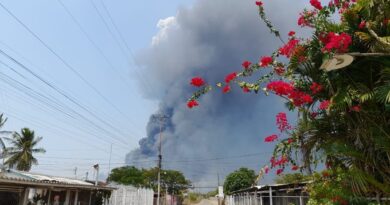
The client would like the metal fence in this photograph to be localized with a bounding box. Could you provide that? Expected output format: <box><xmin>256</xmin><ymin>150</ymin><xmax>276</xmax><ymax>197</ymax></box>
<box><xmin>108</xmin><ymin>185</ymin><xmax>154</xmax><ymax>205</ymax></box>
<box><xmin>225</xmin><ymin>195</ymin><xmax>309</xmax><ymax>205</ymax></box>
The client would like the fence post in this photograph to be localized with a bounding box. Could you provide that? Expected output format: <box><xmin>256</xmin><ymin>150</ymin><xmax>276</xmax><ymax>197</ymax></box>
<box><xmin>269</xmin><ymin>187</ymin><xmax>273</xmax><ymax>205</ymax></box>
<box><xmin>299</xmin><ymin>196</ymin><xmax>303</xmax><ymax>205</ymax></box>
<box><xmin>254</xmin><ymin>191</ymin><xmax>258</xmax><ymax>205</ymax></box>
<box><xmin>259</xmin><ymin>194</ymin><xmax>263</xmax><ymax>205</ymax></box>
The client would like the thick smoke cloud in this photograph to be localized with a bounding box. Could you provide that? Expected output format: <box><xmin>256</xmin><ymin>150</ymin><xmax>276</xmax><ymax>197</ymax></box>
<box><xmin>127</xmin><ymin>0</ymin><xmax>306</xmax><ymax>188</ymax></box>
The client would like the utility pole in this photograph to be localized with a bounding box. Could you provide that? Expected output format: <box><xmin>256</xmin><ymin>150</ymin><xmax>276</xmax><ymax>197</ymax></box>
<box><xmin>74</xmin><ymin>167</ymin><xmax>77</xmax><ymax>179</ymax></box>
<box><xmin>217</xmin><ymin>173</ymin><xmax>221</xmax><ymax>205</ymax></box>
<box><xmin>93</xmin><ymin>164</ymin><xmax>99</xmax><ymax>186</ymax></box>
<box><xmin>85</xmin><ymin>172</ymin><xmax>89</xmax><ymax>180</ymax></box>
<box><xmin>108</xmin><ymin>143</ymin><xmax>113</xmax><ymax>174</ymax></box>
<box><xmin>156</xmin><ymin>113</ymin><xmax>168</xmax><ymax>205</ymax></box>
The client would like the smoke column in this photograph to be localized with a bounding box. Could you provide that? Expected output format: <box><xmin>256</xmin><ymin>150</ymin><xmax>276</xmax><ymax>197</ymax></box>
<box><xmin>126</xmin><ymin>0</ymin><xmax>306</xmax><ymax>187</ymax></box>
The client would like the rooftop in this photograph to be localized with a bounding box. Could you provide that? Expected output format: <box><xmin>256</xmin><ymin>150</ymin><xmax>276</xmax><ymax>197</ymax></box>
<box><xmin>0</xmin><ymin>169</ymin><xmax>114</xmax><ymax>190</ymax></box>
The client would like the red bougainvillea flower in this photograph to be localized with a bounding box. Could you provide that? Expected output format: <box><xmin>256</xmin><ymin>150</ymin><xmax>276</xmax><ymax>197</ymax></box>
<box><xmin>287</xmin><ymin>138</ymin><xmax>294</xmax><ymax>144</ymax></box>
<box><xmin>288</xmin><ymin>90</ymin><xmax>313</xmax><ymax>106</ymax></box>
<box><xmin>358</xmin><ymin>20</ymin><xmax>366</xmax><ymax>29</ymax></box>
<box><xmin>264</xmin><ymin>134</ymin><xmax>278</xmax><ymax>142</ymax></box>
<box><xmin>264</xmin><ymin>165</ymin><xmax>269</xmax><ymax>174</ymax></box>
<box><xmin>267</xmin><ymin>81</ymin><xmax>313</xmax><ymax>107</ymax></box>
<box><xmin>187</xmin><ymin>100</ymin><xmax>199</xmax><ymax>109</ymax></box>
<box><xmin>310</xmin><ymin>82</ymin><xmax>323</xmax><ymax>94</ymax></box>
<box><xmin>350</xmin><ymin>105</ymin><xmax>361</xmax><ymax>112</ymax></box>
<box><xmin>288</xmin><ymin>31</ymin><xmax>296</xmax><ymax>37</ymax></box>
<box><xmin>259</xmin><ymin>56</ymin><xmax>273</xmax><ymax>67</ymax></box>
<box><xmin>225</xmin><ymin>72</ymin><xmax>237</xmax><ymax>83</ymax></box>
<box><xmin>319</xmin><ymin>100</ymin><xmax>330</xmax><ymax>110</ymax></box>
<box><xmin>298</xmin><ymin>15</ymin><xmax>306</xmax><ymax>27</ymax></box>
<box><xmin>321</xmin><ymin>32</ymin><xmax>352</xmax><ymax>53</ymax></box>
<box><xmin>384</xmin><ymin>19</ymin><xmax>389</xmax><ymax>26</ymax></box>
<box><xmin>274</xmin><ymin>67</ymin><xmax>285</xmax><ymax>75</ymax></box>
<box><xmin>310</xmin><ymin>0</ymin><xmax>323</xmax><ymax>10</ymax></box>
<box><xmin>242</xmin><ymin>86</ymin><xmax>250</xmax><ymax>93</ymax></box>
<box><xmin>271</xmin><ymin>156</ymin><xmax>288</xmax><ymax>167</ymax></box>
<box><xmin>291</xmin><ymin>45</ymin><xmax>307</xmax><ymax>62</ymax></box>
<box><xmin>310</xmin><ymin>112</ymin><xmax>318</xmax><ymax>118</ymax></box>
<box><xmin>276</xmin><ymin>112</ymin><xmax>291</xmax><ymax>132</ymax></box>
<box><xmin>242</xmin><ymin>61</ymin><xmax>252</xmax><ymax>69</ymax></box>
<box><xmin>255</xmin><ymin>1</ymin><xmax>263</xmax><ymax>6</ymax></box>
<box><xmin>291</xmin><ymin>165</ymin><xmax>299</xmax><ymax>171</ymax></box>
<box><xmin>190</xmin><ymin>77</ymin><xmax>205</xmax><ymax>87</ymax></box>
<box><xmin>279</xmin><ymin>39</ymin><xmax>300</xmax><ymax>58</ymax></box>
<box><xmin>223</xmin><ymin>85</ymin><xmax>231</xmax><ymax>93</ymax></box>
<box><xmin>276</xmin><ymin>168</ymin><xmax>284</xmax><ymax>175</ymax></box>
<box><xmin>322</xmin><ymin>171</ymin><xmax>330</xmax><ymax>177</ymax></box>
<box><xmin>298</xmin><ymin>10</ymin><xmax>316</xmax><ymax>27</ymax></box>
<box><xmin>332</xmin><ymin>196</ymin><xmax>348</xmax><ymax>205</ymax></box>
<box><xmin>266</xmin><ymin>81</ymin><xmax>294</xmax><ymax>96</ymax></box>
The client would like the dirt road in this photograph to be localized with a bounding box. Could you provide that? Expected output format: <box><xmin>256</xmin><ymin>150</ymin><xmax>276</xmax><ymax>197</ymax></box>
<box><xmin>192</xmin><ymin>198</ymin><xmax>219</xmax><ymax>205</ymax></box>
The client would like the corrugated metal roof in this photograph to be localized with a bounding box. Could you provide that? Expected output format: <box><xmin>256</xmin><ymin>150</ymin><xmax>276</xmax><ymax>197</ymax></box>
<box><xmin>0</xmin><ymin>170</ymin><xmax>113</xmax><ymax>190</ymax></box>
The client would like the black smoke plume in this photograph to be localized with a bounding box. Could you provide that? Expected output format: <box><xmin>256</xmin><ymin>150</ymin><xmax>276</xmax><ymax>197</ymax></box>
<box><xmin>126</xmin><ymin>0</ymin><xmax>306</xmax><ymax>187</ymax></box>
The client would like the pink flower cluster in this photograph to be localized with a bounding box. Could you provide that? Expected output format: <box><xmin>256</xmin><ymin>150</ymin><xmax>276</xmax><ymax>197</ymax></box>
<box><xmin>242</xmin><ymin>61</ymin><xmax>252</xmax><ymax>69</ymax></box>
<box><xmin>319</xmin><ymin>100</ymin><xmax>330</xmax><ymax>110</ymax></box>
<box><xmin>267</xmin><ymin>81</ymin><xmax>294</xmax><ymax>96</ymax></box>
<box><xmin>225</xmin><ymin>72</ymin><xmax>237</xmax><ymax>83</ymax></box>
<box><xmin>271</xmin><ymin>156</ymin><xmax>289</xmax><ymax>168</ymax></box>
<box><xmin>265</xmin><ymin>134</ymin><xmax>278</xmax><ymax>142</ymax></box>
<box><xmin>267</xmin><ymin>81</ymin><xmax>313</xmax><ymax>107</ymax></box>
<box><xmin>310</xmin><ymin>0</ymin><xmax>323</xmax><ymax>10</ymax></box>
<box><xmin>276</xmin><ymin>112</ymin><xmax>291</xmax><ymax>132</ymax></box>
<box><xmin>190</xmin><ymin>77</ymin><xmax>205</xmax><ymax>87</ymax></box>
<box><xmin>187</xmin><ymin>100</ymin><xmax>199</xmax><ymax>109</ymax></box>
<box><xmin>310</xmin><ymin>82</ymin><xmax>323</xmax><ymax>94</ymax></box>
<box><xmin>279</xmin><ymin>39</ymin><xmax>300</xmax><ymax>58</ymax></box>
<box><xmin>259</xmin><ymin>56</ymin><xmax>273</xmax><ymax>67</ymax></box>
<box><xmin>320</xmin><ymin>32</ymin><xmax>352</xmax><ymax>53</ymax></box>
<box><xmin>298</xmin><ymin>10</ymin><xmax>316</xmax><ymax>27</ymax></box>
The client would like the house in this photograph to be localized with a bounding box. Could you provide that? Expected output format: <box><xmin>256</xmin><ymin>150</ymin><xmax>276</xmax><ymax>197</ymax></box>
<box><xmin>0</xmin><ymin>169</ymin><xmax>114</xmax><ymax>205</ymax></box>
<box><xmin>225</xmin><ymin>182</ymin><xmax>309</xmax><ymax>205</ymax></box>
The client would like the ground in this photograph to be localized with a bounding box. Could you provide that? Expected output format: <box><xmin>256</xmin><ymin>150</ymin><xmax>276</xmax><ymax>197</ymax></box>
<box><xmin>192</xmin><ymin>198</ymin><xmax>219</xmax><ymax>205</ymax></box>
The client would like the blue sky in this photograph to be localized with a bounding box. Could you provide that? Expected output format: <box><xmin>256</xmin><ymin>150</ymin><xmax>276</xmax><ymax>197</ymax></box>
<box><xmin>0</xmin><ymin>0</ymin><xmax>193</xmax><ymax>178</ymax></box>
<box><xmin>0</xmin><ymin>0</ymin><xmax>311</xmax><ymax>187</ymax></box>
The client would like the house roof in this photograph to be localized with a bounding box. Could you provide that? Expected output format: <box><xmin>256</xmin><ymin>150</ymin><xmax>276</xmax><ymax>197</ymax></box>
<box><xmin>0</xmin><ymin>169</ymin><xmax>114</xmax><ymax>190</ymax></box>
<box><xmin>231</xmin><ymin>182</ymin><xmax>309</xmax><ymax>195</ymax></box>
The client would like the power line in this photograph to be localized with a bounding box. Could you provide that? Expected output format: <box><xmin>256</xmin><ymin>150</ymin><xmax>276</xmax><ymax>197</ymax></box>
<box><xmin>55</xmin><ymin>0</ymin><xmax>143</xmax><ymax>137</ymax></box>
<box><xmin>0</xmin><ymin>2</ymin><xmax>134</xmax><ymax>142</ymax></box>
<box><xmin>0</xmin><ymin>48</ymin><xmax>130</xmax><ymax>146</ymax></box>
<box><xmin>0</xmin><ymin>60</ymin><xmax>134</xmax><ymax>155</ymax></box>
<box><xmin>89</xmin><ymin>0</ymin><xmax>154</xmax><ymax>92</ymax></box>
<box><xmin>163</xmin><ymin>152</ymin><xmax>272</xmax><ymax>163</ymax></box>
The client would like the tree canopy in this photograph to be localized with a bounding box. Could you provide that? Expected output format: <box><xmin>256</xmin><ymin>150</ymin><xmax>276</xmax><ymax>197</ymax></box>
<box><xmin>223</xmin><ymin>167</ymin><xmax>256</xmax><ymax>194</ymax></box>
<box><xmin>108</xmin><ymin>166</ymin><xmax>191</xmax><ymax>195</ymax></box>
<box><xmin>4</xmin><ymin>128</ymin><xmax>45</xmax><ymax>171</ymax></box>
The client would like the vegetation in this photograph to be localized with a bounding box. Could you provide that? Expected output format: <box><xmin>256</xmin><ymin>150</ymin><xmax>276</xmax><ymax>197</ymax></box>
<box><xmin>108</xmin><ymin>166</ymin><xmax>191</xmax><ymax>195</ymax></box>
<box><xmin>4</xmin><ymin>128</ymin><xmax>46</xmax><ymax>171</ymax></box>
<box><xmin>188</xmin><ymin>0</ymin><xmax>390</xmax><ymax>202</ymax></box>
<box><xmin>223</xmin><ymin>167</ymin><xmax>256</xmax><ymax>194</ymax></box>
<box><xmin>274</xmin><ymin>173</ymin><xmax>312</xmax><ymax>184</ymax></box>
<box><xmin>0</xmin><ymin>114</ymin><xmax>9</xmax><ymax>160</ymax></box>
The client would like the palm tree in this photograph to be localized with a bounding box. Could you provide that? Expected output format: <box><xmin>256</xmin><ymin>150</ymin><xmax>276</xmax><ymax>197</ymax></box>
<box><xmin>4</xmin><ymin>128</ymin><xmax>46</xmax><ymax>171</ymax></box>
<box><xmin>0</xmin><ymin>114</ymin><xmax>12</xmax><ymax>165</ymax></box>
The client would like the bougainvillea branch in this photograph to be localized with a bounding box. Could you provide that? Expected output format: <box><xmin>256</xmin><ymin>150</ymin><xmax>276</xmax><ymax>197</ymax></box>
<box><xmin>187</xmin><ymin>0</ymin><xmax>390</xmax><ymax>198</ymax></box>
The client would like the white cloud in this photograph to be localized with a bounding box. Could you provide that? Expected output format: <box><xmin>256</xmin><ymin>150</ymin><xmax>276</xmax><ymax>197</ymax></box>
<box><xmin>152</xmin><ymin>16</ymin><xmax>177</xmax><ymax>46</ymax></box>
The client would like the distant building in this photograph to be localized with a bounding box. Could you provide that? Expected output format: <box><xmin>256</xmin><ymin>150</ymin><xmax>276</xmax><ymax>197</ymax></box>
<box><xmin>225</xmin><ymin>182</ymin><xmax>309</xmax><ymax>205</ymax></box>
<box><xmin>0</xmin><ymin>169</ymin><xmax>114</xmax><ymax>205</ymax></box>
